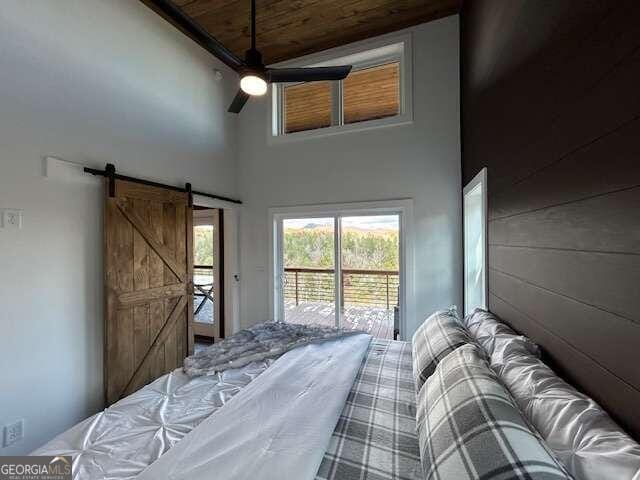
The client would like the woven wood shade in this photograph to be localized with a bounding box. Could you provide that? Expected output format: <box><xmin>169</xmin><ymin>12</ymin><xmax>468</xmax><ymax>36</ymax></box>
<box><xmin>344</xmin><ymin>62</ymin><xmax>400</xmax><ymax>124</ymax></box>
<box><xmin>284</xmin><ymin>81</ymin><xmax>332</xmax><ymax>133</ymax></box>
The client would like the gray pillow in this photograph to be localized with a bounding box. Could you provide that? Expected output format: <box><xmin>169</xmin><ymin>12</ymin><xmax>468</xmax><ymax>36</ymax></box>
<box><xmin>463</xmin><ymin>307</ymin><xmax>516</xmax><ymax>336</ymax></box>
<box><xmin>416</xmin><ymin>343</ymin><xmax>571</xmax><ymax>480</ymax></box>
<box><xmin>492</xmin><ymin>349</ymin><xmax>640</xmax><ymax>480</ymax></box>
<box><xmin>463</xmin><ymin>308</ymin><xmax>540</xmax><ymax>359</ymax></box>
<box><xmin>411</xmin><ymin>308</ymin><xmax>469</xmax><ymax>391</ymax></box>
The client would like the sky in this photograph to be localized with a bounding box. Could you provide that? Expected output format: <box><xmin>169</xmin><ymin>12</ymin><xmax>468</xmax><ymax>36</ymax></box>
<box><xmin>283</xmin><ymin>215</ymin><xmax>399</xmax><ymax>230</ymax></box>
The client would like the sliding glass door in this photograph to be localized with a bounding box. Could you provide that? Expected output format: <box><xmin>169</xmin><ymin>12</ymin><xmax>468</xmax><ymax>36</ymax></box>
<box><xmin>275</xmin><ymin>212</ymin><xmax>400</xmax><ymax>339</ymax></box>
<box><xmin>340</xmin><ymin>216</ymin><xmax>399</xmax><ymax>339</ymax></box>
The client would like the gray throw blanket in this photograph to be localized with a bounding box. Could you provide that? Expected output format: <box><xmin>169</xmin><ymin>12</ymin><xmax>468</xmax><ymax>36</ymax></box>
<box><xmin>184</xmin><ymin>321</ymin><xmax>366</xmax><ymax>377</ymax></box>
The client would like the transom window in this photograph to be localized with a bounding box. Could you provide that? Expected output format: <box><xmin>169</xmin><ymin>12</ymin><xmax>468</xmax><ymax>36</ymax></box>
<box><xmin>343</xmin><ymin>62</ymin><xmax>400</xmax><ymax>124</ymax></box>
<box><xmin>284</xmin><ymin>81</ymin><xmax>332</xmax><ymax>133</ymax></box>
<box><xmin>271</xmin><ymin>38</ymin><xmax>411</xmax><ymax>140</ymax></box>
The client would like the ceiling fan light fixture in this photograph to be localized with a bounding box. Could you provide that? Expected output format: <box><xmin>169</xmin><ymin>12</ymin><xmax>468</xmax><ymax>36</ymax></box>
<box><xmin>240</xmin><ymin>74</ymin><xmax>267</xmax><ymax>96</ymax></box>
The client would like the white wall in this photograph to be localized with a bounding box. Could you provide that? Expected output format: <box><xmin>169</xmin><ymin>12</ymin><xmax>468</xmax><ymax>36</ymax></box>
<box><xmin>0</xmin><ymin>0</ymin><xmax>238</xmax><ymax>454</ymax></box>
<box><xmin>237</xmin><ymin>16</ymin><xmax>461</xmax><ymax>338</ymax></box>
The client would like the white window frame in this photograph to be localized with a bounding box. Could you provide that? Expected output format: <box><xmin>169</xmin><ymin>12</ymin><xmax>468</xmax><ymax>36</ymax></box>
<box><xmin>268</xmin><ymin>32</ymin><xmax>413</xmax><ymax>144</ymax></box>
<box><xmin>268</xmin><ymin>199</ymin><xmax>414</xmax><ymax>340</ymax></box>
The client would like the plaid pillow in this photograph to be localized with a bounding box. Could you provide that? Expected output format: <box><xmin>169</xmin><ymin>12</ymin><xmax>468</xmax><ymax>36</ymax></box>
<box><xmin>412</xmin><ymin>309</ymin><xmax>470</xmax><ymax>391</ymax></box>
<box><xmin>416</xmin><ymin>344</ymin><xmax>571</xmax><ymax>480</ymax></box>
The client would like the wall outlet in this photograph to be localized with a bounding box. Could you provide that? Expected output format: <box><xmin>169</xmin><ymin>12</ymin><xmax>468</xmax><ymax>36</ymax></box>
<box><xmin>1</xmin><ymin>209</ymin><xmax>23</xmax><ymax>229</ymax></box>
<box><xmin>3</xmin><ymin>419</ymin><xmax>24</xmax><ymax>447</ymax></box>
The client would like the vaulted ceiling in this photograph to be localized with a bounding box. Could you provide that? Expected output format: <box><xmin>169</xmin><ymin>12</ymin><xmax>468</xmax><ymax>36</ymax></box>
<box><xmin>144</xmin><ymin>0</ymin><xmax>461</xmax><ymax>65</ymax></box>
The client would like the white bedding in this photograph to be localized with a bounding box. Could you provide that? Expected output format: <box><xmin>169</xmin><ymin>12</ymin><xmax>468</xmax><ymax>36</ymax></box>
<box><xmin>33</xmin><ymin>359</ymin><xmax>273</xmax><ymax>479</ymax></box>
<box><xmin>33</xmin><ymin>333</ymin><xmax>371</xmax><ymax>480</ymax></box>
<box><xmin>137</xmin><ymin>333</ymin><xmax>371</xmax><ymax>480</ymax></box>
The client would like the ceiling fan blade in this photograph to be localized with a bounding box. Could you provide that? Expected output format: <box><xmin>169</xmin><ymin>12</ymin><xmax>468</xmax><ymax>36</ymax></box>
<box><xmin>228</xmin><ymin>89</ymin><xmax>251</xmax><ymax>113</ymax></box>
<box><xmin>267</xmin><ymin>65</ymin><xmax>352</xmax><ymax>83</ymax></box>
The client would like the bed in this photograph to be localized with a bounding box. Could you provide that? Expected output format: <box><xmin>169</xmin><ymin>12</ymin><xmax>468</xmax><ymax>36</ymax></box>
<box><xmin>34</xmin><ymin>314</ymin><xmax>640</xmax><ymax>480</ymax></box>
<box><xmin>34</xmin><ymin>331</ymin><xmax>422</xmax><ymax>480</ymax></box>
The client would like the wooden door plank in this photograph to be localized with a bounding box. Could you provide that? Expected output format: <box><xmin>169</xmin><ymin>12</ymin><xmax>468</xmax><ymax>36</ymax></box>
<box><xmin>104</xmin><ymin>198</ymin><xmax>120</xmax><ymax>405</ymax></box>
<box><xmin>115</xmin><ymin>199</ymin><xmax>134</xmax><ymax>404</ymax></box>
<box><xmin>163</xmin><ymin>203</ymin><xmax>178</xmax><ymax>285</ymax></box>
<box><xmin>133</xmin><ymin>199</ymin><xmax>151</xmax><ymax>292</ymax></box>
<box><xmin>121</xmin><ymin>295</ymin><xmax>188</xmax><ymax>398</ymax></box>
<box><xmin>108</xmin><ymin>199</ymin><xmax>135</xmax><ymax>405</ymax></box>
<box><xmin>163</xmin><ymin>202</ymin><xmax>179</xmax><ymax>376</ymax></box>
<box><xmin>176</xmin><ymin>318</ymin><xmax>184</xmax><ymax>367</ymax></box>
<box><xmin>148</xmin><ymin>202</ymin><xmax>166</xmax><ymax>371</ymax></box>
<box><xmin>116</xmin><ymin>180</ymin><xmax>188</xmax><ymax>204</ymax></box>
<box><xmin>115</xmin><ymin>309</ymin><xmax>134</xmax><ymax>401</ymax></box>
<box><xmin>164</xmin><ymin>323</ymin><xmax>177</xmax><ymax>374</ymax></box>
<box><xmin>118</xmin><ymin>283</ymin><xmax>187</xmax><ymax>307</ymax></box>
<box><xmin>116</xmin><ymin>199</ymin><xmax>185</xmax><ymax>282</ymax></box>
<box><xmin>148</xmin><ymin>202</ymin><xmax>165</xmax><ymax>290</ymax></box>
<box><xmin>133</xmin><ymin>199</ymin><xmax>151</xmax><ymax>386</ymax></box>
<box><xmin>151</xmin><ymin>346</ymin><xmax>166</xmax><ymax>380</ymax></box>
<box><xmin>149</xmin><ymin>300</ymin><xmax>166</xmax><ymax>378</ymax></box>
<box><xmin>133</xmin><ymin>304</ymin><xmax>150</xmax><ymax>385</ymax></box>
<box><xmin>175</xmin><ymin>204</ymin><xmax>186</xmax><ymax>272</ymax></box>
<box><xmin>175</xmin><ymin>203</ymin><xmax>188</xmax><ymax>358</ymax></box>
<box><xmin>114</xmin><ymin>199</ymin><xmax>135</xmax><ymax>293</ymax></box>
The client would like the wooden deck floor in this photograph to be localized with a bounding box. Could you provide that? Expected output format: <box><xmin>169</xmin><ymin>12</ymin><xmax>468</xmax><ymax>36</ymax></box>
<box><xmin>284</xmin><ymin>301</ymin><xmax>394</xmax><ymax>339</ymax></box>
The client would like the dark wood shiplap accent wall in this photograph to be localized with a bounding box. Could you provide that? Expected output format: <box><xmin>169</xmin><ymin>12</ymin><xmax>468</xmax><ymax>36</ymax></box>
<box><xmin>461</xmin><ymin>0</ymin><xmax>640</xmax><ymax>438</ymax></box>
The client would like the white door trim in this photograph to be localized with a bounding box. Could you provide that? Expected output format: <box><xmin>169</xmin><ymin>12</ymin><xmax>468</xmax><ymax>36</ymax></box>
<box><xmin>268</xmin><ymin>199</ymin><xmax>414</xmax><ymax>340</ymax></box>
<box><xmin>334</xmin><ymin>216</ymin><xmax>342</xmax><ymax>328</ymax></box>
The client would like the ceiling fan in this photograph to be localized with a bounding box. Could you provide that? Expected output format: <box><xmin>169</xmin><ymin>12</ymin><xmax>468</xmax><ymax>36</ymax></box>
<box><xmin>148</xmin><ymin>0</ymin><xmax>353</xmax><ymax>114</ymax></box>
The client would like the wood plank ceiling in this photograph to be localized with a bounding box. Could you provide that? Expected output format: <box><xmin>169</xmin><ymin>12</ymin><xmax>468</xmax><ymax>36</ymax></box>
<box><xmin>150</xmin><ymin>0</ymin><xmax>461</xmax><ymax>64</ymax></box>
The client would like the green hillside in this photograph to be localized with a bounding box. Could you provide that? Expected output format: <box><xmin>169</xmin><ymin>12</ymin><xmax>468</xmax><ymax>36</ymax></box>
<box><xmin>284</xmin><ymin>226</ymin><xmax>399</xmax><ymax>270</ymax></box>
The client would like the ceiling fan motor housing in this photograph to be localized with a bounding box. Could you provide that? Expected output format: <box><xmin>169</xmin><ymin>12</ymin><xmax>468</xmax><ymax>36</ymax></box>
<box><xmin>244</xmin><ymin>48</ymin><xmax>264</xmax><ymax>69</ymax></box>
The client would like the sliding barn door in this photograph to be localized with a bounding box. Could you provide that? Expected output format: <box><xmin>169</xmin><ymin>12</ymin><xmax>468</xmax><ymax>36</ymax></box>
<box><xmin>104</xmin><ymin>179</ymin><xmax>193</xmax><ymax>405</ymax></box>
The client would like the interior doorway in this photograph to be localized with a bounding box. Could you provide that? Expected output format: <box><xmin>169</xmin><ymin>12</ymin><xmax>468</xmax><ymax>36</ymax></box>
<box><xmin>192</xmin><ymin>207</ymin><xmax>224</xmax><ymax>345</ymax></box>
<box><xmin>272</xmin><ymin>204</ymin><xmax>407</xmax><ymax>340</ymax></box>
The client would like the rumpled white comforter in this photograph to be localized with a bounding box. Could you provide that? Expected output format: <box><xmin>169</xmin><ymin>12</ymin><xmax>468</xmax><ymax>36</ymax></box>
<box><xmin>138</xmin><ymin>333</ymin><xmax>372</xmax><ymax>480</ymax></box>
<box><xmin>184</xmin><ymin>321</ymin><xmax>364</xmax><ymax>376</ymax></box>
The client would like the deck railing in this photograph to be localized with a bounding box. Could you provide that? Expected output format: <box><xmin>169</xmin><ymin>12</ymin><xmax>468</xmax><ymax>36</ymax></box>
<box><xmin>193</xmin><ymin>265</ymin><xmax>214</xmax><ymax>318</ymax></box>
<box><xmin>284</xmin><ymin>267</ymin><xmax>399</xmax><ymax>310</ymax></box>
